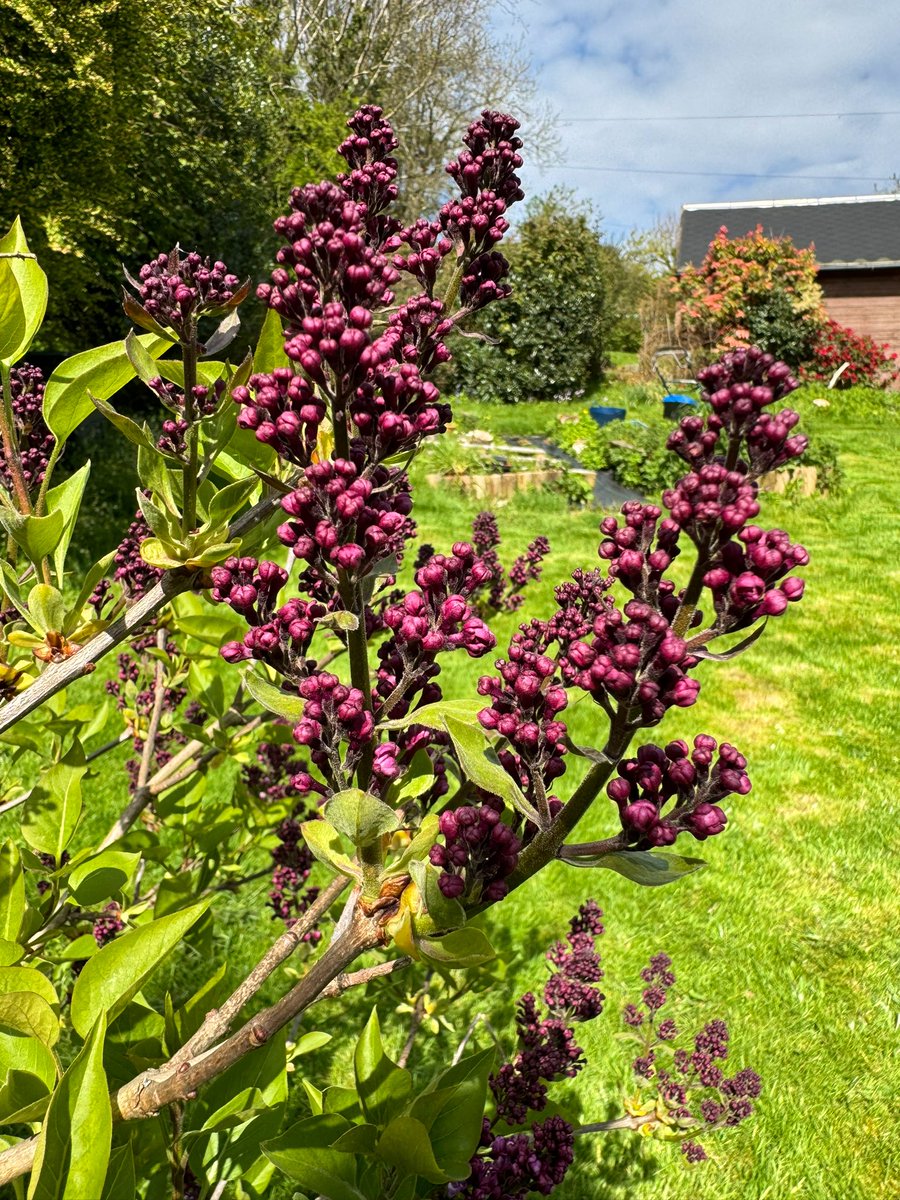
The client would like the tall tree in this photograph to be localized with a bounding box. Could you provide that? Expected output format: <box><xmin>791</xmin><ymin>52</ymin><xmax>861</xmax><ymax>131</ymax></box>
<box><xmin>273</xmin><ymin>0</ymin><xmax>552</xmax><ymax>218</ymax></box>
<box><xmin>0</xmin><ymin>0</ymin><xmax>340</xmax><ymax>350</ymax></box>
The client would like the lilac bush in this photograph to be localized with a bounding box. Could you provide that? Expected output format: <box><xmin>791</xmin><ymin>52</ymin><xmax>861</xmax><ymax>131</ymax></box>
<box><xmin>0</xmin><ymin>105</ymin><xmax>807</xmax><ymax>1198</ymax></box>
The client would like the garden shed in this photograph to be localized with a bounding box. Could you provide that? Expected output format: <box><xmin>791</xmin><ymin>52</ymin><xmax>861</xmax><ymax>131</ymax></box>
<box><xmin>677</xmin><ymin>194</ymin><xmax>900</xmax><ymax>356</ymax></box>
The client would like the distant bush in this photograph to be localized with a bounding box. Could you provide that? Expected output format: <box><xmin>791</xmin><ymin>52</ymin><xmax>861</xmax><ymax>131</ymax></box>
<box><xmin>671</xmin><ymin>225</ymin><xmax>825</xmax><ymax>369</ymax></box>
<box><xmin>556</xmin><ymin>407</ymin><xmax>841</xmax><ymax>497</ymax></box>
<box><xmin>555</xmin><ymin>412</ymin><xmax>683</xmax><ymax>494</ymax></box>
<box><xmin>802</xmin><ymin>319</ymin><xmax>899</xmax><ymax>389</ymax></box>
<box><xmin>451</xmin><ymin>191</ymin><xmax>629</xmax><ymax>403</ymax></box>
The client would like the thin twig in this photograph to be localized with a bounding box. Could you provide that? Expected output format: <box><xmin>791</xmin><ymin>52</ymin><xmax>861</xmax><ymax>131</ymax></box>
<box><xmin>397</xmin><ymin>969</ymin><xmax>432</xmax><ymax>1068</ymax></box>
<box><xmin>136</xmin><ymin>629</ymin><xmax>169</xmax><ymax>790</ymax></box>
<box><xmin>451</xmin><ymin>1013</ymin><xmax>504</xmax><ymax>1066</ymax></box>
<box><xmin>0</xmin><ymin>492</ymin><xmax>283</xmax><ymax>736</ymax></box>
<box><xmin>313</xmin><ymin>957</ymin><xmax>412</xmax><ymax>1004</ymax></box>
<box><xmin>98</xmin><ymin>713</ymin><xmax>262</xmax><ymax>851</ymax></box>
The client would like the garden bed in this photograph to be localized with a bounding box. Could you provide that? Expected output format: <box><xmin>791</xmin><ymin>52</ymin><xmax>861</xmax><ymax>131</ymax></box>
<box><xmin>425</xmin><ymin>467</ymin><xmax>565</xmax><ymax>500</ymax></box>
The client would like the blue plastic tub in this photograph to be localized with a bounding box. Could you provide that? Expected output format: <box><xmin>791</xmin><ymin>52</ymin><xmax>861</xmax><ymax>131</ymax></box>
<box><xmin>662</xmin><ymin>394</ymin><xmax>697</xmax><ymax>420</ymax></box>
<box><xmin>589</xmin><ymin>405</ymin><xmax>626</xmax><ymax>428</ymax></box>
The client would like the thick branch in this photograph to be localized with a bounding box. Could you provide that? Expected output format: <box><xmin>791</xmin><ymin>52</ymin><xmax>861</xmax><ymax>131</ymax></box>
<box><xmin>0</xmin><ymin>493</ymin><xmax>283</xmax><ymax>736</ymax></box>
<box><xmin>168</xmin><ymin>874</ymin><xmax>349</xmax><ymax>1068</ymax></box>
<box><xmin>0</xmin><ymin>901</ymin><xmax>384</xmax><ymax>1187</ymax></box>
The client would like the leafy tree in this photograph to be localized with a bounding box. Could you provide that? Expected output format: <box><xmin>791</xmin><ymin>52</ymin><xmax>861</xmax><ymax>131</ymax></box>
<box><xmin>451</xmin><ymin>190</ymin><xmax>629</xmax><ymax>402</ymax></box>
<box><xmin>0</xmin><ymin>0</ymin><xmax>341</xmax><ymax>351</ymax></box>
<box><xmin>273</xmin><ymin>0</ymin><xmax>551</xmax><ymax>218</ymax></box>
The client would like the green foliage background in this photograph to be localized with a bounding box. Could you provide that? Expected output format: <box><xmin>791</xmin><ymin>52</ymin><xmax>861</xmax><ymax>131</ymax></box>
<box><xmin>451</xmin><ymin>191</ymin><xmax>642</xmax><ymax>403</ymax></box>
<box><xmin>0</xmin><ymin>0</ymin><xmax>346</xmax><ymax>352</ymax></box>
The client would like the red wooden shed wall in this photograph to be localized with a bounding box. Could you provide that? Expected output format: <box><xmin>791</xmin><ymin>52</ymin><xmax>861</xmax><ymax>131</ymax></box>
<box><xmin>818</xmin><ymin>268</ymin><xmax>900</xmax><ymax>358</ymax></box>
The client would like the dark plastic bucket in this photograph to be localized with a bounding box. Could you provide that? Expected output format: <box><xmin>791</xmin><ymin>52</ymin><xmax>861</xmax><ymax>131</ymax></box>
<box><xmin>662</xmin><ymin>394</ymin><xmax>697</xmax><ymax>420</ymax></box>
<box><xmin>589</xmin><ymin>405</ymin><xmax>626</xmax><ymax>428</ymax></box>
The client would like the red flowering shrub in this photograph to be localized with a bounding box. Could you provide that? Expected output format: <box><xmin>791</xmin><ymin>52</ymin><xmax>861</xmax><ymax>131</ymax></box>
<box><xmin>802</xmin><ymin>318</ymin><xmax>899</xmax><ymax>389</ymax></box>
<box><xmin>672</xmin><ymin>225</ymin><xmax>825</xmax><ymax>368</ymax></box>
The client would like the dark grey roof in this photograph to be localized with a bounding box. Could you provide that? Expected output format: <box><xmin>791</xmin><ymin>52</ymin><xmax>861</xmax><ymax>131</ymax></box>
<box><xmin>677</xmin><ymin>195</ymin><xmax>900</xmax><ymax>271</ymax></box>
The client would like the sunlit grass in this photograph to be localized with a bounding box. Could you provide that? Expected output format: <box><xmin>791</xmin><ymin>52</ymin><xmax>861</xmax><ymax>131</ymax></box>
<box><xmin>3</xmin><ymin>403</ymin><xmax>896</xmax><ymax>1199</ymax></box>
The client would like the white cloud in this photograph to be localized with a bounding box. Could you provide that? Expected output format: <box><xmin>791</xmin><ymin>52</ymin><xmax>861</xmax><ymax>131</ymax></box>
<box><xmin>502</xmin><ymin>0</ymin><xmax>900</xmax><ymax>235</ymax></box>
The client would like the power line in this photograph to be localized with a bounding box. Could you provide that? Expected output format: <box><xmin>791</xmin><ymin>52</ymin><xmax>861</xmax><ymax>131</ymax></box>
<box><xmin>554</xmin><ymin>164</ymin><xmax>892</xmax><ymax>183</ymax></box>
<box><xmin>560</xmin><ymin>110</ymin><xmax>900</xmax><ymax>123</ymax></box>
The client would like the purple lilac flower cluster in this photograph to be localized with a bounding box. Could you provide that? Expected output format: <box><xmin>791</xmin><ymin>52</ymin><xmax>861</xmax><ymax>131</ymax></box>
<box><xmin>469</xmin><ymin>511</ymin><xmax>551</xmax><ymax>615</ymax></box>
<box><xmin>608</xmin><ymin>737</ymin><xmax>751</xmax><ymax>848</ymax></box>
<box><xmin>671</xmin><ymin>348</ymin><xmax>806</xmax><ymax>475</ymax></box>
<box><xmin>134</xmin><ymin>249</ymin><xmax>242</xmax><ymax>337</ymax></box>
<box><xmin>292</xmin><ymin>672</ymin><xmax>374</xmax><ymax>785</ymax></box>
<box><xmin>429</xmin><ymin>798</ymin><xmax>521</xmax><ymax>902</ymax></box>
<box><xmin>475</xmin><ymin>628</ymin><xmax>567</xmax><ymax>827</ymax></box>
<box><xmin>111</xmin><ymin>511</ymin><xmax>164</xmax><ymax>602</ymax></box>
<box><xmin>543</xmin><ymin>900</ymin><xmax>605</xmax><ymax>1020</ymax></box>
<box><xmin>0</xmin><ymin>364</ymin><xmax>54</xmax><ymax>497</ymax></box>
<box><xmin>456</xmin><ymin>903</ymin><xmax>603</xmax><ymax>1197</ymax></box>
<box><xmin>269</xmin><ymin>818</ymin><xmax>321</xmax><ymax>934</ymax></box>
<box><xmin>213</xmin><ymin>556</ymin><xmax>330</xmax><ymax>679</ymax></box>
<box><xmin>375</xmin><ymin>542</ymin><xmax>496</xmax><ymax>721</ymax></box>
<box><xmin>241</xmin><ymin>740</ymin><xmax>307</xmax><ymax>805</ymax></box>
<box><xmin>624</xmin><ymin>953</ymin><xmax>761</xmax><ymax>1163</ymax></box>
<box><xmin>92</xmin><ymin>902</ymin><xmax>125</xmax><ymax>947</ymax></box>
<box><xmin>441</xmin><ymin>110</ymin><xmax>524</xmax><ymax>311</ymax></box>
<box><xmin>702</xmin><ymin>525</ymin><xmax>808</xmax><ymax>625</ymax></box>
<box><xmin>146</xmin><ymin>375</ymin><xmax>223</xmax><ymax>456</ymax></box>
<box><xmin>231</xmin><ymin>368</ymin><xmax>327</xmax><ymax>467</ymax></box>
<box><xmin>453</xmin><ymin>1116</ymin><xmax>574</xmax><ymax>1198</ymax></box>
<box><xmin>277</xmin><ymin>457</ymin><xmax>414</xmax><ymax>579</ymax></box>
<box><xmin>336</xmin><ymin>103</ymin><xmax>401</xmax><ymax>243</ymax></box>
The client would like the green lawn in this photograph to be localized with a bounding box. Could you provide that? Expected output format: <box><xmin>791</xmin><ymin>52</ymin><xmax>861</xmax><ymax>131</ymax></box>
<box><xmin>2</xmin><ymin>396</ymin><xmax>897</xmax><ymax>1200</ymax></box>
<box><xmin>406</xmin><ymin>404</ymin><xmax>900</xmax><ymax>1200</ymax></box>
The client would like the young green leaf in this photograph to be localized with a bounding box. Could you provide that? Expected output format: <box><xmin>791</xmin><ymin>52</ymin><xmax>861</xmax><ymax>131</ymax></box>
<box><xmin>26</xmin><ymin>585</ymin><xmax>66</xmax><ymax>636</ymax></box>
<box><xmin>0</xmin><ymin>841</ymin><xmax>25</xmax><ymax>943</ymax></box>
<box><xmin>442</xmin><ymin>713</ymin><xmax>540</xmax><ymax>825</ymax></box>
<box><xmin>0</xmin><ymin>511</ymin><xmax>64</xmax><ymax>572</ymax></box>
<box><xmin>326</xmin><ymin>789</ymin><xmax>401</xmax><ymax>847</ymax></box>
<box><xmin>21</xmin><ymin>745</ymin><xmax>87</xmax><ymax>862</ymax></box>
<box><xmin>70</xmin><ymin>901</ymin><xmax>209</xmax><ymax>1037</ymax></box>
<box><xmin>254</xmin><ymin>307</ymin><xmax>290</xmax><ymax>374</ymax></box>
<box><xmin>67</xmin><ymin>850</ymin><xmax>140</xmax><ymax>906</ymax></box>
<box><xmin>375</xmin><ymin>1115</ymin><xmax>449</xmax><ymax>1185</ymax></box>
<box><xmin>299</xmin><ymin>821</ymin><xmax>361</xmax><ymax>880</ymax></box>
<box><xmin>379</xmin><ymin>697</ymin><xmax>485</xmax><ymax>731</ymax></box>
<box><xmin>27</xmin><ymin>1013</ymin><xmax>111</xmax><ymax>1200</ymax></box>
<box><xmin>354</xmin><ymin>1009</ymin><xmax>412</xmax><ymax>1128</ymax></box>
<box><xmin>0</xmin><ymin>966</ymin><xmax>58</xmax><ymax>1009</ymax></box>
<box><xmin>415</xmin><ymin>1049</ymin><xmax>494</xmax><ymax>1178</ymax></box>
<box><xmin>416</xmin><ymin>926</ymin><xmax>496</xmax><ymax>969</ymax></box>
<box><xmin>43</xmin><ymin>333</ymin><xmax>170</xmax><ymax>444</ymax></box>
<box><xmin>242</xmin><ymin>668</ymin><xmax>305</xmax><ymax>722</ymax></box>
<box><xmin>0</xmin><ymin>218</ymin><xmax>47</xmax><ymax>367</ymax></box>
<box><xmin>558</xmin><ymin>847</ymin><xmax>707</xmax><ymax>885</ymax></box>
<box><xmin>44</xmin><ymin>462</ymin><xmax>91</xmax><ymax>584</ymax></box>
<box><xmin>100</xmin><ymin>1144</ymin><xmax>135</xmax><ymax>1200</ymax></box>
<box><xmin>0</xmin><ymin>992</ymin><xmax>59</xmax><ymax>1050</ymax></box>
<box><xmin>262</xmin><ymin>1115</ymin><xmax>366</xmax><ymax>1200</ymax></box>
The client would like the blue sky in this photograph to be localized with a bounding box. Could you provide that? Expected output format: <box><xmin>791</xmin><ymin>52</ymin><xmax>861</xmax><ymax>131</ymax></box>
<box><xmin>505</xmin><ymin>0</ymin><xmax>900</xmax><ymax>238</ymax></box>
